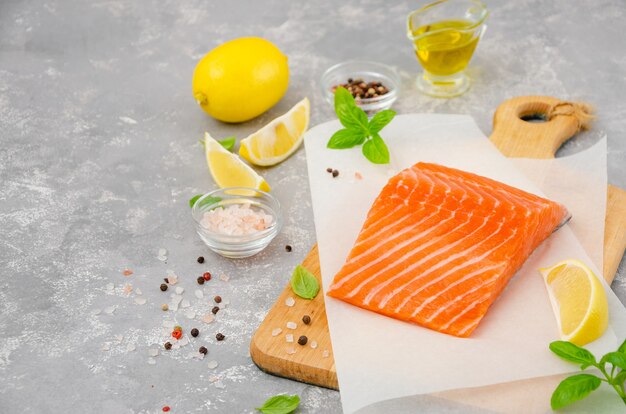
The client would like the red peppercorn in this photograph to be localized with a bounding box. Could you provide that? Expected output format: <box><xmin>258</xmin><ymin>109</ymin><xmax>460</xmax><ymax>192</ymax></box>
<box><xmin>172</xmin><ymin>330</ymin><xmax>182</xmax><ymax>340</ymax></box>
<box><xmin>203</xmin><ymin>272</ymin><xmax>211</xmax><ymax>281</ymax></box>
<box><xmin>162</xmin><ymin>406</ymin><xmax>170</xmax><ymax>412</ymax></box>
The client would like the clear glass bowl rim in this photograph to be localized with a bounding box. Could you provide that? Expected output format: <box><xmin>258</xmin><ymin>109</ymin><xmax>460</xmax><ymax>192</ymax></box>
<box><xmin>406</xmin><ymin>0</ymin><xmax>489</xmax><ymax>41</ymax></box>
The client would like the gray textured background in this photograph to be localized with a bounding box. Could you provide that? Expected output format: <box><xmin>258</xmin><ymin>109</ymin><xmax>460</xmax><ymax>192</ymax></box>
<box><xmin>1</xmin><ymin>0</ymin><xmax>625</xmax><ymax>413</ymax></box>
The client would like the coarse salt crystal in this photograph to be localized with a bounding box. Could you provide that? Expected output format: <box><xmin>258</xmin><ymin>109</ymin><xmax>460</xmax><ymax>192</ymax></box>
<box><xmin>135</xmin><ymin>288</ymin><xmax>142</xmax><ymax>295</ymax></box>
<box><xmin>175</xmin><ymin>287</ymin><xmax>184</xmax><ymax>295</ymax></box>
<box><xmin>202</xmin><ymin>314</ymin><xmax>215</xmax><ymax>324</ymax></box>
<box><xmin>286</xmin><ymin>346</ymin><xmax>296</xmax><ymax>355</ymax></box>
<box><xmin>271</xmin><ymin>328</ymin><xmax>282</xmax><ymax>337</ymax></box>
<box><xmin>123</xmin><ymin>283</ymin><xmax>133</xmax><ymax>295</ymax></box>
<box><xmin>105</xmin><ymin>283</ymin><xmax>114</xmax><ymax>292</ymax></box>
<box><xmin>181</xmin><ymin>299</ymin><xmax>190</xmax><ymax>308</ymax></box>
<box><xmin>147</xmin><ymin>358</ymin><xmax>156</xmax><ymax>365</ymax></box>
<box><xmin>192</xmin><ymin>351</ymin><xmax>205</xmax><ymax>360</ymax></box>
<box><xmin>285</xmin><ymin>297</ymin><xmax>295</xmax><ymax>307</ymax></box>
<box><xmin>200</xmin><ymin>204</ymin><xmax>273</xmax><ymax>236</ymax></box>
<box><xmin>103</xmin><ymin>306</ymin><xmax>116</xmax><ymax>315</ymax></box>
<box><xmin>285</xmin><ymin>334</ymin><xmax>294</xmax><ymax>343</ymax></box>
<box><xmin>208</xmin><ymin>375</ymin><xmax>219</xmax><ymax>383</ymax></box>
<box><xmin>310</xmin><ymin>340</ymin><xmax>318</xmax><ymax>349</ymax></box>
<box><xmin>286</xmin><ymin>322</ymin><xmax>297</xmax><ymax>330</ymax></box>
<box><xmin>158</xmin><ymin>248</ymin><xmax>167</xmax><ymax>256</ymax></box>
<box><xmin>207</xmin><ymin>360</ymin><xmax>219</xmax><ymax>369</ymax></box>
<box><xmin>148</xmin><ymin>348</ymin><xmax>159</xmax><ymax>357</ymax></box>
<box><xmin>219</xmin><ymin>274</ymin><xmax>229</xmax><ymax>282</ymax></box>
<box><xmin>157</xmin><ymin>255</ymin><xmax>167</xmax><ymax>262</ymax></box>
<box><xmin>178</xmin><ymin>336</ymin><xmax>189</xmax><ymax>347</ymax></box>
<box><xmin>101</xmin><ymin>343</ymin><xmax>110</xmax><ymax>351</ymax></box>
<box><xmin>195</xmin><ymin>290</ymin><xmax>203</xmax><ymax>299</ymax></box>
<box><xmin>126</xmin><ymin>343</ymin><xmax>136</xmax><ymax>352</ymax></box>
<box><xmin>134</xmin><ymin>297</ymin><xmax>147</xmax><ymax>305</ymax></box>
<box><xmin>355</xmin><ymin>171</ymin><xmax>363</xmax><ymax>180</ymax></box>
<box><xmin>214</xmin><ymin>381</ymin><xmax>226</xmax><ymax>389</ymax></box>
<box><xmin>185</xmin><ymin>310</ymin><xmax>196</xmax><ymax>319</ymax></box>
<box><xmin>92</xmin><ymin>309</ymin><xmax>101</xmax><ymax>316</ymax></box>
<box><xmin>115</xmin><ymin>335</ymin><xmax>124</xmax><ymax>343</ymax></box>
<box><xmin>322</xmin><ymin>349</ymin><xmax>330</xmax><ymax>358</ymax></box>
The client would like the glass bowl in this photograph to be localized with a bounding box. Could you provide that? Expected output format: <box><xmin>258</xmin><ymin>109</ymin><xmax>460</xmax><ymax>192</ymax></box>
<box><xmin>320</xmin><ymin>60</ymin><xmax>400</xmax><ymax>115</ymax></box>
<box><xmin>191</xmin><ymin>188</ymin><xmax>283</xmax><ymax>259</ymax></box>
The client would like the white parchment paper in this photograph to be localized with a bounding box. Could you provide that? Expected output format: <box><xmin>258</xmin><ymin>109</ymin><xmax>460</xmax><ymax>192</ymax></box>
<box><xmin>304</xmin><ymin>114</ymin><xmax>626</xmax><ymax>414</ymax></box>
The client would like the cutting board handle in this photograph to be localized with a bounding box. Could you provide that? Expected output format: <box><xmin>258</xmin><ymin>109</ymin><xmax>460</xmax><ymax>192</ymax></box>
<box><xmin>490</xmin><ymin>96</ymin><xmax>583</xmax><ymax>158</ymax></box>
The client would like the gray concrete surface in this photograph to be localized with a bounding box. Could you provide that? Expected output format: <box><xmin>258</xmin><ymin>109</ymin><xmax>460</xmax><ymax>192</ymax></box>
<box><xmin>1</xmin><ymin>0</ymin><xmax>625</xmax><ymax>413</ymax></box>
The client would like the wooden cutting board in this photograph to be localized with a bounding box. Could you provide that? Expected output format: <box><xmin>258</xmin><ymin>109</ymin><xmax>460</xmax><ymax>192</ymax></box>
<box><xmin>250</xmin><ymin>96</ymin><xmax>626</xmax><ymax>393</ymax></box>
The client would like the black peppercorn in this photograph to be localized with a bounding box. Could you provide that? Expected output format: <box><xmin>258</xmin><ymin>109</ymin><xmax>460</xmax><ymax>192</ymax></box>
<box><xmin>298</xmin><ymin>335</ymin><xmax>308</xmax><ymax>346</ymax></box>
<box><xmin>285</xmin><ymin>245</ymin><xmax>292</xmax><ymax>252</ymax></box>
<box><xmin>326</xmin><ymin>167</ymin><xmax>333</xmax><ymax>173</ymax></box>
<box><xmin>214</xmin><ymin>296</ymin><xmax>222</xmax><ymax>304</ymax></box>
<box><xmin>199</xmin><ymin>346</ymin><xmax>208</xmax><ymax>355</ymax></box>
<box><xmin>216</xmin><ymin>333</ymin><xmax>225</xmax><ymax>341</ymax></box>
<box><xmin>197</xmin><ymin>276</ymin><xmax>205</xmax><ymax>285</ymax></box>
<box><xmin>302</xmin><ymin>315</ymin><xmax>311</xmax><ymax>325</ymax></box>
<box><xmin>191</xmin><ymin>328</ymin><xmax>199</xmax><ymax>337</ymax></box>
<box><xmin>197</xmin><ymin>256</ymin><xmax>205</xmax><ymax>263</ymax></box>
<box><xmin>160</xmin><ymin>283</ymin><xmax>168</xmax><ymax>291</ymax></box>
<box><xmin>332</xmin><ymin>169</ymin><xmax>339</xmax><ymax>178</ymax></box>
<box><xmin>212</xmin><ymin>306</ymin><xmax>219</xmax><ymax>315</ymax></box>
<box><xmin>164</xmin><ymin>341</ymin><xmax>172</xmax><ymax>350</ymax></box>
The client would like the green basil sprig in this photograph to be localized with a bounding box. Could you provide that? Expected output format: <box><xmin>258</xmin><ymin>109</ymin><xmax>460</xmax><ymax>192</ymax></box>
<box><xmin>189</xmin><ymin>194</ymin><xmax>221</xmax><ymax>209</ymax></box>
<box><xmin>255</xmin><ymin>394</ymin><xmax>300</xmax><ymax>414</ymax></box>
<box><xmin>549</xmin><ymin>339</ymin><xmax>626</xmax><ymax>409</ymax></box>
<box><xmin>327</xmin><ymin>87</ymin><xmax>395</xmax><ymax>164</ymax></box>
<box><xmin>199</xmin><ymin>135</ymin><xmax>236</xmax><ymax>151</ymax></box>
<box><xmin>290</xmin><ymin>265</ymin><xmax>320</xmax><ymax>300</ymax></box>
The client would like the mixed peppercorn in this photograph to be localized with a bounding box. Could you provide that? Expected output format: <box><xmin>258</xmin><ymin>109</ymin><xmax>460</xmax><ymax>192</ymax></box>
<box><xmin>332</xmin><ymin>78</ymin><xmax>390</xmax><ymax>100</ymax></box>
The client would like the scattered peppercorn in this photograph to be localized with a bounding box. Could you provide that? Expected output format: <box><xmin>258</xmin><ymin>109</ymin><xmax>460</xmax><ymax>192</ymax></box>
<box><xmin>332</xmin><ymin>169</ymin><xmax>339</xmax><ymax>178</ymax></box>
<box><xmin>214</xmin><ymin>296</ymin><xmax>222</xmax><ymax>304</ymax></box>
<box><xmin>298</xmin><ymin>335</ymin><xmax>308</xmax><ymax>346</ymax></box>
<box><xmin>326</xmin><ymin>167</ymin><xmax>333</xmax><ymax>173</ymax></box>
<box><xmin>212</xmin><ymin>306</ymin><xmax>219</xmax><ymax>315</ymax></box>
<box><xmin>199</xmin><ymin>346</ymin><xmax>208</xmax><ymax>355</ymax></box>
<box><xmin>160</xmin><ymin>283</ymin><xmax>168</xmax><ymax>291</ymax></box>
<box><xmin>203</xmin><ymin>272</ymin><xmax>212</xmax><ymax>281</ymax></box>
<box><xmin>197</xmin><ymin>256</ymin><xmax>205</xmax><ymax>263</ymax></box>
<box><xmin>197</xmin><ymin>276</ymin><xmax>205</xmax><ymax>285</ymax></box>
<box><xmin>191</xmin><ymin>328</ymin><xmax>199</xmax><ymax>337</ymax></box>
<box><xmin>162</xmin><ymin>406</ymin><xmax>170</xmax><ymax>412</ymax></box>
<box><xmin>164</xmin><ymin>341</ymin><xmax>172</xmax><ymax>350</ymax></box>
<box><xmin>216</xmin><ymin>333</ymin><xmax>225</xmax><ymax>341</ymax></box>
<box><xmin>302</xmin><ymin>315</ymin><xmax>311</xmax><ymax>325</ymax></box>
<box><xmin>285</xmin><ymin>245</ymin><xmax>292</xmax><ymax>252</ymax></box>
<box><xmin>161</xmin><ymin>304</ymin><xmax>169</xmax><ymax>311</ymax></box>
<box><xmin>332</xmin><ymin>78</ymin><xmax>389</xmax><ymax>99</ymax></box>
<box><xmin>172</xmin><ymin>330</ymin><xmax>182</xmax><ymax>340</ymax></box>
<box><xmin>163</xmin><ymin>277</ymin><xmax>169</xmax><ymax>283</ymax></box>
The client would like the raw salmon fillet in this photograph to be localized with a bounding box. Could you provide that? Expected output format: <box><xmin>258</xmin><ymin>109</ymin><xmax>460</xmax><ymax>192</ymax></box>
<box><xmin>326</xmin><ymin>162</ymin><xmax>569</xmax><ymax>338</ymax></box>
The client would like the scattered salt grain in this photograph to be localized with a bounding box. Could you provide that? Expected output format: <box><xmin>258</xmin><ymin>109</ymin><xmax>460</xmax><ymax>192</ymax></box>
<box><xmin>169</xmin><ymin>301</ymin><xmax>179</xmax><ymax>312</ymax></box>
<box><xmin>101</xmin><ymin>343</ymin><xmax>110</xmax><ymax>351</ymax></box>
<box><xmin>158</xmin><ymin>248</ymin><xmax>167</xmax><ymax>256</ymax></box>
<box><xmin>219</xmin><ymin>274</ymin><xmax>229</xmax><ymax>282</ymax></box>
<box><xmin>214</xmin><ymin>381</ymin><xmax>226</xmax><ymax>389</ymax></box>
<box><xmin>285</xmin><ymin>334</ymin><xmax>294</xmax><ymax>343</ymax></box>
<box><xmin>285</xmin><ymin>297</ymin><xmax>295</xmax><ymax>307</ymax></box>
<box><xmin>208</xmin><ymin>375</ymin><xmax>220</xmax><ymax>383</ymax></box>
<box><xmin>148</xmin><ymin>348</ymin><xmax>159</xmax><ymax>357</ymax></box>
<box><xmin>199</xmin><ymin>203</ymin><xmax>274</xmax><ymax>236</ymax></box>
<box><xmin>123</xmin><ymin>283</ymin><xmax>133</xmax><ymax>295</ymax></box>
<box><xmin>192</xmin><ymin>351</ymin><xmax>205</xmax><ymax>360</ymax></box>
<box><xmin>286</xmin><ymin>346</ymin><xmax>296</xmax><ymax>355</ymax></box>
<box><xmin>178</xmin><ymin>337</ymin><xmax>190</xmax><ymax>347</ymax></box>
<box><xmin>310</xmin><ymin>340</ymin><xmax>318</xmax><ymax>349</ymax></box>
<box><xmin>202</xmin><ymin>314</ymin><xmax>215</xmax><ymax>324</ymax></box>
<box><xmin>175</xmin><ymin>287</ymin><xmax>184</xmax><ymax>295</ymax></box>
<box><xmin>135</xmin><ymin>288</ymin><xmax>142</xmax><ymax>295</ymax></box>
<box><xmin>91</xmin><ymin>309</ymin><xmax>101</xmax><ymax>316</ymax></box>
<box><xmin>286</xmin><ymin>322</ymin><xmax>297</xmax><ymax>330</ymax></box>
<box><xmin>115</xmin><ymin>335</ymin><xmax>124</xmax><ymax>344</ymax></box>
<box><xmin>147</xmin><ymin>358</ymin><xmax>156</xmax><ymax>365</ymax></box>
<box><xmin>271</xmin><ymin>328</ymin><xmax>282</xmax><ymax>337</ymax></box>
<box><xmin>119</xmin><ymin>116</ymin><xmax>138</xmax><ymax>124</ymax></box>
<box><xmin>181</xmin><ymin>299</ymin><xmax>191</xmax><ymax>308</ymax></box>
<box><xmin>322</xmin><ymin>350</ymin><xmax>330</xmax><ymax>358</ymax></box>
<box><xmin>355</xmin><ymin>171</ymin><xmax>363</xmax><ymax>180</ymax></box>
<box><xmin>103</xmin><ymin>306</ymin><xmax>116</xmax><ymax>315</ymax></box>
<box><xmin>105</xmin><ymin>283</ymin><xmax>114</xmax><ymax>292</ymax></box>
<box><xmin>207</xmin><ymin>360</ymin><xmax>219</xmax><ymax>369</ymax></box>
<box><xmin>185</xmin><ymin>310</ymin><xmax>196</xmax><ymax>319</ymax></box>
<box><xmin>195</xmin><ymin>290</ymin><xmax>203</xmax><ymax>299</ymax></box>
<box><xmin>157</xmin><ymin>255</ymin><xmax>167</xmax><ymax>262</ymax></box>
<box><xmin>134</xmin><ymin>297</ymin><xmax>147</xmax><ymax>305</ymax></box>
<box><xmin>126</xmin><ymin>343</ymin><xmax>136</xmax><ymax>352</ymax></box>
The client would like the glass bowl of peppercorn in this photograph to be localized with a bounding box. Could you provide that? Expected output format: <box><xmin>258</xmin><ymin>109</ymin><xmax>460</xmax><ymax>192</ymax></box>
<box><xmin>321</xmin><ymin>60</ymin><xmax>400</xmax><ymax>115</ymax></box>
<box><xmin>191</xmin><ymin>188</ymin><xmax>283</xmax><ymax>259</ymax></box>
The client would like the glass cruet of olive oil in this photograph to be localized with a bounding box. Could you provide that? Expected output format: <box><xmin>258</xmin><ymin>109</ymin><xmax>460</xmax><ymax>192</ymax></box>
<box><xmin>407</xmin><ymin>0</ymin><xmax>488</xmax><ymax>98</ymax></box>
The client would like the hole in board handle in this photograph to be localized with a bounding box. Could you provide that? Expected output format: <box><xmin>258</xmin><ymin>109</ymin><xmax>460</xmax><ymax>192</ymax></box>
<box><xmin>520</xmin><ymin>113</ymin><xmax>547</xmax><ymax>123</ymax></box>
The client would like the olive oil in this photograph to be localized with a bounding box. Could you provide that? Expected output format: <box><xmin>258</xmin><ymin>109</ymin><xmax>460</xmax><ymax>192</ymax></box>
<box><xmin>411</xmin><ymin>20</ymin><xmax>480</xmax><ymax>76</ymax></box>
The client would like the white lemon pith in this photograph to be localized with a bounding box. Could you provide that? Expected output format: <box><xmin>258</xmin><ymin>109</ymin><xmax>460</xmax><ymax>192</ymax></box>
<box><xmin>540</xmin><ymin>259</ymin><xmax>609</xmax><ymax>346</ymax></box>
<box><xmin>204</xmin><ymin>132</ymin><xmax>270</xmax><ymax>191</ymax></box>
<box><xmin>239</xmin><ymin>98</ymin><xmax>310</xmax><ymax>166</ymax></box>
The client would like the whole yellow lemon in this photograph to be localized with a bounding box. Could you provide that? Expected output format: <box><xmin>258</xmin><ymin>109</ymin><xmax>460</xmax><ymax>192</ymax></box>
<box><xmin>192</xmin><ymin>37</ymin><xmax>289</xmax><ymax>123</ymax></box>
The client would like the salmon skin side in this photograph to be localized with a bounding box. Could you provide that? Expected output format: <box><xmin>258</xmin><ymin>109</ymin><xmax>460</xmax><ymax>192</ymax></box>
<box><xmin>326</xmin><ymin>162</ymin><xmax>569</xmax><ymax>338</ymax></box>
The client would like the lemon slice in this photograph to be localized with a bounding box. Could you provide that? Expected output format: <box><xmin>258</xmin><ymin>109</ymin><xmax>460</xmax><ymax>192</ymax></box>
<box><xmin>204</xmin><ymin>132</ymin><xmax>270</xmax><ymax>191</ymax></box>
<box><xmin>539</xmin><ymin>259</ymin><xmax>608</xmax><ymax>346</ymax></box>
<box><xmin>239</xmin><ymin>97</ymin><xmax>310</xmax><ymax>166</ymax></box>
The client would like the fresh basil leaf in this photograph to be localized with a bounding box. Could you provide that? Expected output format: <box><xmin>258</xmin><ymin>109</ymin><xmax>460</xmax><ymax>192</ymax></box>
<box><xmin>614</xmin><ymin>370</ymin><xmax>626</xmax><ymax>386</ymax></box>
<box><xmin>219</xmin><ymin>136</ymin><xmax>236</xmax><ymax>151</ymax></box>
<box><xmin>290</xmin><ymin>265</ymin><xmax>320</xmax><ymax>300</ymax></box>
<box><xmin>368</xmin><ymin>109</ymin><xmax>396</xmax><ymax>134</ymax></box>
<box><xmin>362</xmin><ymin>134</ymin><xmax>390</xmax><ymax>164</ymax></box>
<box><xmin>189</xmin><ymin>194</ymin><xmax>222</xmax><ymax>209</ymax></box>
<box><xmin>549</xmin><ymin>341</ymin><xmax>597</xmax><ymax>369</ymax></box>
<box><xmin>255</xmin><ymin>394</ymin><xmax>300</xmax><ymax>414</ymax></box>
<box><xmin>618</xmin><ymin>338</ymin><xmax>626</xmax><ymax>354</ymax></box>
<box><xmin>327</xmin><ymin>128</ymin><xmax>367</xmax><ymax>149</ymax></box>
<box><xmin>600</xmin><ymin>351</ymin><xmax>626</xmax><ymax>370</ymax></box>
<box><xmin>550</xmin><ymin>374</ymin><xmax>601</xmax><ymax>410</ymax></box>
<box><xmin>334</xmin><ymin>87</ymin><xmax>369</xmax><ymax>133</ymax></box>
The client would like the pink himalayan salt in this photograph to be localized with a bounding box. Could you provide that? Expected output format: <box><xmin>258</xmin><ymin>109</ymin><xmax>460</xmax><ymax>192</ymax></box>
<box><xmin>200</xmin><ymin>203</ymin><xmax>274</xmax><ymax>236</ymax></box>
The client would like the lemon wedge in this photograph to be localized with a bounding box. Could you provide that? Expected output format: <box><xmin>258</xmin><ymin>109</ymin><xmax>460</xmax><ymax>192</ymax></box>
<box><xmin>204</xmin><ymin>132</ymin><xmax>270</xmax><ymax>191</ymax></box>
<box><xmin>540</xmin><ymin>259</ymin><xmax>608</xmax><ymax>346</ymax></box>
<box><xmin>239</xmin><ymin>98</ymin><xmax>310</xmax><ymax>166</ymax></box>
